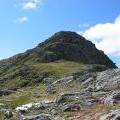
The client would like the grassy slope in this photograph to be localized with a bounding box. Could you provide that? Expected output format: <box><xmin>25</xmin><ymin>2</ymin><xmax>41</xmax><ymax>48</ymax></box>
<box><xmin>0</xmin><ymin>60</ymin><xmax>84</xmax><ymax>90</ymax></box>
<box><xmin>0</xmin><ymin>61</ymin><xmax>84</xmax><ymax>119</ymax></box>
<box><xmin>0</xmin><ymin>60</ymin><xmax>111</xmax><ymax>119</ymax></box>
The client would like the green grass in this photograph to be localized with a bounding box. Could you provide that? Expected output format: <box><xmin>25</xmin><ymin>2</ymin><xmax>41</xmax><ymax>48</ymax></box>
<box><xmin>33</xmin><ymin>60</ymin><xmax>84</xmax><ymax>79</ymax></box>
<box><xmin>0</xmin><ymin>60</ymin><xmax>84</xmax><ymax>89</ymax></box>
<box><xmin>9</xmin><ymin>95</ymin><xmax>31</xmax><ymax>109</ymax></box>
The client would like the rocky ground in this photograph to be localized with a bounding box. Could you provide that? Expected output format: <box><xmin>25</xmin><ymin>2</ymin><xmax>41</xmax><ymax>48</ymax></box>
<box><xmin>0</xmin><ymin>66</ymin><xmax>120</xmax><ymax>120</ymax></box>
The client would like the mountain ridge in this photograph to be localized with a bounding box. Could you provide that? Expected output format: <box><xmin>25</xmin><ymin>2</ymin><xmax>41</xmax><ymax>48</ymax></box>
<box><xmin>0</xmin><ymin>31</ymin><xmax>117</xmax><ymax>69</ymax></box>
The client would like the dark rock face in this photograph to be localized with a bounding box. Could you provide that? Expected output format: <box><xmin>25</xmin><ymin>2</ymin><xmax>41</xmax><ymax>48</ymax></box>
<box><xmin>33</xmin><ymin>31</ymin><xmax>117</xmax><ymax>68</ymax></box>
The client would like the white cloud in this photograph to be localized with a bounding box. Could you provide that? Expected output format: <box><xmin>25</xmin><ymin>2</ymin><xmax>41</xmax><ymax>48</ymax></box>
<box><xmin>15</xmin><ymin>17</ymin><xmax>29</xmax><ymax>23</ymax></box>
<box><xmin>22</xmin><ymin>0</ymin><xmax>43</xmax><ymax>10</ymax></box>
<box><xmin>79</xmin><ymin>15</ymin><xmax>120</xmax><ymax>57</ymax></box>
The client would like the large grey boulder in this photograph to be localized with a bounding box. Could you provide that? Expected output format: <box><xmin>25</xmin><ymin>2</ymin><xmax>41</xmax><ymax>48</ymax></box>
<box><xmin>96</xmin><ymin>69</ymin><xmax>120</xmax><ymax>91</ymax></box>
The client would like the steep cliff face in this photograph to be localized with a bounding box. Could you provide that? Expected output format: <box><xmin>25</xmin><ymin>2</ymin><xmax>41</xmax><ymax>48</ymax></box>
<box><xmin>33</xmin><ymin>31</ymin><xmax>117</xmax><ymax>68</ymax></box>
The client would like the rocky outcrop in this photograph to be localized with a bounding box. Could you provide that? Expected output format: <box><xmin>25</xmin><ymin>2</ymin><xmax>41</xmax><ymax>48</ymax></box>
<box><xmin>35</xmin><ymin>31</ymin><xmax>117</xmax><ymax>68</ymax></box>
<box><xmin>2</xmin><ymin>68</ymin><xmax>120</xmax><ymax>119</ymax></box>
<box><xmin>96</xmin><ymin>69</ymin><xmax>120</xmax><ymax>91</ymax></box>
<box><xmin>56</xmin><ymin>91</ymin><xmax>91</xmax><ymax>104</ymax></box>
<box><xmin>99</xmin><ymin>109</ymin><xmax>120</xmax><ymax>120</ymax></box>
<box><xmin>0</xmin><ymin>88</ymin><xmax>18</xmax><ymax>96</ymax></box>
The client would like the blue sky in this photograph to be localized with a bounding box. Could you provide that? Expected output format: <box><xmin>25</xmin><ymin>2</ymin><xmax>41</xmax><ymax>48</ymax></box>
<box><xmin>0</xmin><ymin>0</ymin><xmax>120</xmax><ymax>67</ymax></box>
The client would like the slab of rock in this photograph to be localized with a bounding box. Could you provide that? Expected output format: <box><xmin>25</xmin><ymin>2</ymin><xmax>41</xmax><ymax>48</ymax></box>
<box><xmin>56</xmin><ymin>90</ymin><xmax>92</xmax><ymax>105</ymax></box>
<box><xmin>81</xmin><ymin>99</ymin><xmax>100</xmax><ymax>109</ymax></box>
<box><xmin>21</xmin><ymin>113</ymin><xmax>51</xmax><ymax>120</ymax></box>
<box><xmin>103</xmin><ymin>91</ymin><xmax>120</xmax><ymax>106</ymax></box>
<box><xmin>2</xmin><ymin>109</ymin><xmax>13</xmax><ymax>119</ymax></box>
<box><xmin>47</xmin><ymin>85</ymin><xmax>56</xmax><ymax>94</ymax></box>
<box><xmin>99</xmin><ymin>109</ymin><xmax>120</xmax><ymax>120</ymax></box>
<box><xmin>96</xmin><ymin>69</ymin><xmax>120</xmax><ymax>91</ymax></box>
<box><xmin>0</xmin><ymin>89</ymin><xmax>17</xmax><ymax>96</ymax></box>
<box><xmin>61</xmin><ymin>103</ymin><xmax>81</xmax><ymax>112</ymax></box>
<box><xmin>15</xmin><ymin>100</ymin><xmax>53</xmax><ymax>113</ymax></box>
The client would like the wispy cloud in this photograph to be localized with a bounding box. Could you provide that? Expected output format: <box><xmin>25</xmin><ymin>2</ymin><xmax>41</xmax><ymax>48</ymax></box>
<box><xmin>79</xmin><ymin>23</ymin><xmax>90</xmax><ymax>28</ymax></box>
<box><xmin>15</xmin><ymin>16</ymin><xmax>29</xmax><ymax>24</ymax></box>
<box><xmin>22</xmin><ymin>0</ymin><xmax>43</xmax><ymax>10</ymax></box>
<box><xmin>78</xmin><ymin>15</ymin><xmax>120</xmax><ymax>57</ymax></box>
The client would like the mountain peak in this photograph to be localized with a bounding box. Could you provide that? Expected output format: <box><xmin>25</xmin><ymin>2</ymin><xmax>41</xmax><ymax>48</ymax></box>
<box><xmin>36</xmin><ymin>31</ymin><xmax>117</xmax><ymax>68</ymax></box>
<box><xmin>0</xmin><ymin>31</ymin><xmax>117</xmax><ymax>69</ymax></box>
<box><xmin>38</xmin><ymin>31</ymin><xmax>85</xmax><ymax>46</ymax></box>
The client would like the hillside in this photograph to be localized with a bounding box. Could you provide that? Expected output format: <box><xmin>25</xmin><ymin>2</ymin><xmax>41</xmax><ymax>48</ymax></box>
<box><xmin>0</xmin><ymin>31</ymin><xmax>116</xmax><ymax>67</ymax></box>
<box><xmin>0</xmin><ymin>31</ymin><xmax>120</xmax><ymax>120</ymax></box>
<box><xmin>0</xmin><ymin>31</ymin><xmax>117</xmax><ymax>89</ymax></box>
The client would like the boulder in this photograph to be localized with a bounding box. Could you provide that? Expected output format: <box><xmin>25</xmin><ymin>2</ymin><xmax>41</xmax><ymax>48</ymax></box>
<box><xmin>96</xmin><ymin>69</ymin><xmax>120</xmax><ymax>91</ymax></box>
<box><xmin>3</xmin><ymin>109</ymin><xmax>13</xmax><ymax>118</ymax></box>
<box><xmin>15</xmin><ymin>103</ymin><xmax>33</xmax><ymax>112</ymax></box>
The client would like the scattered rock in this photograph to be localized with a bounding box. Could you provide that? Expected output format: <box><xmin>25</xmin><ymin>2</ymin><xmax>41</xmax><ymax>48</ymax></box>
<box><xmin>61</xmin><ymin>103</ymin><xmax>81</xmax><ymax>112</ymax></box>
<box><xmin>43</xmin><ymin>78</ymin><xmax>53</xmax><ymax>84</ymax></box>
<box><xmin>53</xmin><ymin>116</ymin><xmax>65</xmax><ymax>120</ymax></box>
<box><xmin>47</xmin><ymin>85</ymin><xmax>56</xmax><ymax>94</ymax></box>
<box><xmin>99</xmin><ymin>109</ymin><xmax>120</xmax><ymax>120</ymax></box>
<box><xmin>81</xmin><ymin>77</ymin><xmax>93</xmax><ymax>87</ymax></box>
<box><xmin>22</xmin><ymin>113</ymin><xmax>51</xmax><ymax>120</ymax></box>
<box><xmin>81</xmin><ymin>99</ymin><xmax>101</xmax><ymax>109</ymax></box>
<box><xmin>104</xmin><ymin>91</ymin><xmax>120</xmax><ymax>106</ymax></box>
<box><xmin>2</xmin><ymin>109</ymin><xmax>13</xmax><ymax>119</ymax></box>
<box><xmin>0</xmin><ymin>89</ymin><xmax>17</xmax><ymax>96</ymax></box>
<box><xmin>56</xmin><ymin>91</ymin><xmax>91</xmax><ymax>104</ymax></box>
<box><xmin>68</xmin><ymin>113</ymin><xmax>101</xmax><ymax>120</ymax></box>
<box><xmin>15</xmin><ymin>100</ymin><xmax>53</xmax><ymax>113</ymax></box>
<box><xmin>15</xmin><ymin>103</ymin><xmax>33</xmax><ymax>112</ymax></box>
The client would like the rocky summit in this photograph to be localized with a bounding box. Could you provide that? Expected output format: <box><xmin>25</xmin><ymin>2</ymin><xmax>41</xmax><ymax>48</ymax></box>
<box><xmin>0</xmin><ymin>31</ymin><xmax>119</xmax><ymax>120</ymax></box>
<box><xmin>0</xmin><ymin>31</ymin><xmax>116</xmax><ymax>69</ymax></box>
<box><xmin>30</xmin><ymin>31</ymin><xmax>116</xmax><ymax>68</ymax></box>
